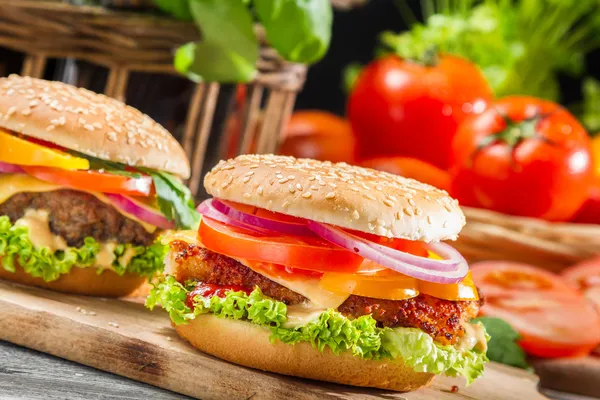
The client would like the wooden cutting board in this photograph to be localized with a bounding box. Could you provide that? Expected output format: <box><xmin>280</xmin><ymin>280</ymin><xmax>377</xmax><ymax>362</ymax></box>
<box><xmin>0</xmin><ymin>281</ymin><xmax>548</xmax><ymax>400</ymax></box>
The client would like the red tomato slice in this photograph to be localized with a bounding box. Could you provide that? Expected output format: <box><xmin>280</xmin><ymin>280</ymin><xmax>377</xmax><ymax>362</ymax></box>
<box><xmin>561</xmin><ymin>257</ymin><xmax>600</xmax><ymax>313</ymax></box>
<box><xmin>471</xmin><ymin>261</ymin><xmax>580</xmax><ymax>299</ymax></box>
<box><xmin>199</xmin><ymin>217</ymin><xmax>364</xmax><ymax>273</ymax></box>
<box><xmin>472</xmin><ymin>261</ymin><xmax>600</xmax><ymax>358</ymax></box>
<box><xmin>22</xmin><ymin>166</ymin><xmax>154</xmax><ymax>197</ymax></box>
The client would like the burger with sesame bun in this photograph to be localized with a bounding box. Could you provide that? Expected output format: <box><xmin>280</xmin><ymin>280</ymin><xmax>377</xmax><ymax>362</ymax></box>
<box><xmin>147</xmin><ymin>154</ymin><xmax>489</xmax><ymax>391</ymax></box>
<box><xmin>0</xmin><ymin>75</ymin><xmax>198</xmax><ymax>297</ymax></box>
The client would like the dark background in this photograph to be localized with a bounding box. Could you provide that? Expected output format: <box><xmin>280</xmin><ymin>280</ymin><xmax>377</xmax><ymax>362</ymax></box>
<box><xmin>295</xmin><ymin>0</ymin><xmax>599</xmax><ymax>117</ymax></box>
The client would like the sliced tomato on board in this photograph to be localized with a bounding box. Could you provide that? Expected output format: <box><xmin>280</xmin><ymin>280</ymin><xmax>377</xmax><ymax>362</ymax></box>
<box><xmin>198</xmin><ymin>217</ymin><xmax>364</xmax><ymax>273</ymax></box>
<box><xmin>22</xmin><ymin>166</ymin><xmax>154</xmax><ymax>197</ymax></box>
<box><xmin>561</xmin><ymin>257</ymin><xmax>600</xmax><ymax>313</ymax></box>
<box><xmin>472</xmin><ymin>261</ymin><xmax>600</xmax><ymax>358</ymax></box>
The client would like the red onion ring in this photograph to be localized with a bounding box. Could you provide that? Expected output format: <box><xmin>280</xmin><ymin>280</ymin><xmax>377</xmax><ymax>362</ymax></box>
<box><xmin>307</xmin><ymin>221</ymin><xmax>468</xmax><ymax>284</ymax></box>
<box><xmin>105</xmin><ymin>193</ymin><xmax>174</xmax><ymax>230</ymax></box>
<box><xmin>197</xmin><ymin>199</ymin><xmax>265</xmax><ymax>233</ymax></box>
<box><xmin>0</xmin><ymin>161</ymin><xmax>24</xmax><ymax>174</ymax></box>
<box><xmin>211</xmin><ymin>199</ymin><xmax>313</xmax><ymax>236</ymax></box>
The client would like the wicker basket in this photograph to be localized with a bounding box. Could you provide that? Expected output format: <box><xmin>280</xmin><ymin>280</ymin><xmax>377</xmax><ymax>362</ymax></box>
<box><xmin>0</xmin><ymin>0</ymin><xmax>307</xmax><ymax>198</ymax></box>
<box><xmin>452</xmin><ymin>207</ymin><xmax>600</xmax><ymax>272</ymax></box>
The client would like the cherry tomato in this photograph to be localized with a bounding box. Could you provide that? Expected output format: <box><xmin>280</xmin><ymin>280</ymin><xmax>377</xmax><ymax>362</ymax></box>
<box><xmin>451</xmin><ymin>96</ymin><xmax>593</xmax><ymax>221</ymax></box>
<box><xmin>279</xmin><ymin>111</ymin><xmax>355</xmax><ymax>163</ymax></box>
<box><xmin>360</xmin><ymin>157</ymin><xmax>451</xmax><ymax>191</ymax></box>
<box><xmin>561</xmin><ymin>257</ymin><xmax>600</xmax><ymax>313</ymax></box>
<box><xmin>348</xmin><ymin>54</ymin><xmax>492</xmax><ymax>169</ymax></box>
<box><xmin>472</xmin><ymin>261</ymin><xmax>600</xmax><ymax>358</ymax></box>
<box><xmin>198</xmin><ymin>217</ymin><xmax>364</xmax><ymax>273</ymax></box>
<box><xmin>22</xmin><ymin>166</ymin><xmax>154</xmax><ymax>197</ymax></box>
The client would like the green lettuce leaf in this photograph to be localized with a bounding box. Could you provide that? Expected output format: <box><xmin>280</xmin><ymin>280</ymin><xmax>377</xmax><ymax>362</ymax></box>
<box><xmin>0</xmin><ymin>216</ymin><xmax>165</xmax><ymax>282</ymax></box>
<box><xmin>147</xmin><ymin>276</ymin><xmax>488</xmax><ymax>382</ymax></box>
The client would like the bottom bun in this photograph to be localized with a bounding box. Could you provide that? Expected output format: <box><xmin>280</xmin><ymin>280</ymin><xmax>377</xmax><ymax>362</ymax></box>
<box><xmin>0</xmin><ymin>264</ymin><xmax>145</xmax><ymax>297</ymax></box>
<box><xmin>176</xmin><ymin>314</ymin><xmax>435</xmax><ymax>392</ymax></box>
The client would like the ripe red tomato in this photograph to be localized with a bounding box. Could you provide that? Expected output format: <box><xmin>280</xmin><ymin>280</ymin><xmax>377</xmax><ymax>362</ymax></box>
<box><xmin>472</xmin><ymin>261</ymin><xmax>600</xmax><ymax>358</ymax></box>
<box><xmin>347</xmin><ymin>54</ymin><xmax>492</xmax><ymax>169</ymax></box>
<box><xmin>360</xmin><ymin>157</ymin><xmax>451</xmax><ymax>191</ymax></box>
<box><xmin>451</xmin><ymin>96</ymin><xmax>593</xmax><ymax>221</ymax></box>
<box><xmin>278</xmin><ymin>111</ymin><xmax>355</xmax><ymax>163</ymax></box>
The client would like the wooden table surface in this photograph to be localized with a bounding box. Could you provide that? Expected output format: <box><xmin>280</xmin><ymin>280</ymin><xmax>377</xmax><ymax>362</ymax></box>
<box><xmin>0</xmin><ymin>340</ymin><xmax>594</xmax><ymax>400</ymax></box>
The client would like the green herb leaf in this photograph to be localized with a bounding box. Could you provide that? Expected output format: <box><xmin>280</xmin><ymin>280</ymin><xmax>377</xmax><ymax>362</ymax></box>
<box><xmin>180</xmin><ymin>0</ymin><xmax>258</xmax><ymax>83</ymax></box>
<box><xmin>472</xmin><ymin>317</ymin><xmax>531</xmax><ymax>371</ymax></box>
<box><xmin>140</xmin><ymin>169</ymin><xmax>200</xmax><ymax>230</ymax></box>
<box><xmin>152</xmin><ymin>0</ymin><xmax>193</xmax><ymax>20</ymax></box>
<box><xmin>254</xmin><ymin>0</ymin><xmax>333</xmax><ymax>64</ymax></box>
<box><xmin>147</xmin><ymin>276</ymin><xmax>489</xmax><ymax>383</ymax></box>
<box><xmin>0</xmin><ymin>216</ymin><xmax>165</xmax><ymax>281</ymax></box>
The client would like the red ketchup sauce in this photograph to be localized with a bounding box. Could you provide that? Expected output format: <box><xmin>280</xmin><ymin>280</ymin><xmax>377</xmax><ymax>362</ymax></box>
<box><xmin>185</xmin><ymin>283</ymin><xmax>252</xmax><ymax>309</ymax></box>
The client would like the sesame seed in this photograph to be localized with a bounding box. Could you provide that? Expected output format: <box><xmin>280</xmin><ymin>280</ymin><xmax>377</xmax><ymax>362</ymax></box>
<box><xmin>318</xmin><ymin>180</ymin><xmax>326</xmax><ymax>186</ymax></box>
<box><xmin>383</xmin><ymin>199</ymin><xmax>394</xmax><ymax>207</ymax></box>
<box><xmin>6</xmin><ymin>106</ymin><xmax>16</xmax><ymax>116</ymax></box>
<box><xmin>222</xmin><ymin>165</ymin><xmax>235</xmax><ymax>170</ymax></box>
<box><xmin>376</xmin><ymin>218</ymin><xmax>385</xmax><ymax>226</ymax></box>
<box><xmin>243</xmin><ymin>176</ymin><xmax>251</xmax><ymax>183</ymax></box>
<box><xmin>301</xmin><ymin>192</ymin><xmax>312</xmax><ymax>199</ymax></box>
<box><xmin>276</xmin><ymin>174</ymin><xmax>284</xmax><ymax>179</ymax></box>
<box><xmin>350</xmin><ymin>186</ymin><xmax>360</xmax><ymax>192</ymax></box>
<box><xmin>46</xmin><ymin>125</ymin><xmax>55</xmax><ymax>131</ymax></box>
<box><xmin>278</xmin><ymin>178</ymin><xmax>289</xmax><ymax>184</ymax></box>
<box><xmin>21</xmin><ymin>108</ymin><xmax>31</xmax><ymax>116</ymax></box>
<box><xmin>387</xmin><ymin>195</ymin><xmax>398</xmax><ymax>202</ymax></box>
<box><xmin>245</xmin><ymin>171</ymin><xmax>255</xmax><ymax>176</ymax></box>
<box><xmin>443</xmin><ymin>221</ymin><xmax>449</xmax><ymax>228</ymax></box>
<box><xmin>427</xmin><ymin>216</ymin><xmax>433</xmax><ymax>224</ymax></box>
<box><xmin>365</xmin><ymin>193</ymin><xmax>376</xmax><ymax>200</ymax></box>
<box><xmin>325</xmin><ymin>192</ymin><xmax>336</xmax><ymax>199</ymax></box>
<box><xmin>308</xmin><ymin>176</ymin><xmax>316</xmax><ymax>181</ymax></box>
<box><xmin>243</xmin><ymin>193</ymin><xmax>251</xmax><ymax>199</ymax></box>
<box><xmin>257</xmin><ymin>186</ymin><xmax>264</xmax><ymax>195</ymax></box>
<box><xmin>108</xmin><ymin>322</ymin><xmax>119</xmax><ymax>328</ymax></box>
<box><xmin>444</xmin><ymin>204</ymin><xmax>453</xmax><ymax>212</ymax></box>
<box><xmin>395</xmin><ymin>212</ymin><xmax>402</xmax><ymax>220</ymax></box>
<box><xmin>29</xmin><ymin>100</ymin><xmax>39</xmax><ymax>107</ymax></box>
<box><xmin>296</xmin><ymin>183</ymin><xmax>303</xmax><ymax>191</ymax></box>
<box><xmin>310</xmin><ymin>185</ymin><xmax>319</xmax><ymax>191</ymax></box>
<box><xmin>352</xmin><ymin>210</ymin><xmax>360</xmax><ymax>220</ymax></box>
<box><xmin>403</xmin><ymin>208</ymin><xmax>412</xmax><ymax>216</ymax></box>
<box><xmin>289</xmin><ymin>185</ymin><xmax>296</xmax><ymax>193</ymax></box>
<box><xmin>287</xmin><ymin>175</ymin><xmax>295</xmax><ymax>180</ymax></box>
<box><xmin>282</xmin><ymin>201</ymin><xmax>290</xmax><ymax>208</ymax></box>
<box><xmin>415</xmin><ymin>208</ymin><xmax>423</xmax><ymax>216</ymax></box>
<box><xmin>376</xmin><ymin>185</ymin><xmax>383</xmax><ymax>191</ymax></box>
<box><xmin>92</xmin><ymin>122</ymin><xmax>102</xmax><ymax>129</ymax></box>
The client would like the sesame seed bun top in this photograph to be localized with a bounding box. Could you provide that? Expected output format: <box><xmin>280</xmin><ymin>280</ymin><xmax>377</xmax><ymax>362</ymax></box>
<box><xmin>0</xmin><ymin>75</ymin><xmax>190</xmax><ymax>178</ymax></box>
<box><xmin>204</xmin><ymin>154</ymin><xmax>465</xmax><ymax>242</ymax></box>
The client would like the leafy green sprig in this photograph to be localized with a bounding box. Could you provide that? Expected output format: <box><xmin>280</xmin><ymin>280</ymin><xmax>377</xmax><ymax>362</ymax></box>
<box><xmin>154</xmin><ymin>0</ymin><xmax>333</xmax><ymax>83</ymax></box>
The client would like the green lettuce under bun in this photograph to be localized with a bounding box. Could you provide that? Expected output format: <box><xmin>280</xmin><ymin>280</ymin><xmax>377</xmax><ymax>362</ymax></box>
<box><xmin>0</xmin><ymin>216</ymin><xmax>166</xmax><ymax>282</ymax></box>
<box><xmin>146</xmin><ymin>276</ymin><xmax>489</xmax><ymax>384</ymax></box>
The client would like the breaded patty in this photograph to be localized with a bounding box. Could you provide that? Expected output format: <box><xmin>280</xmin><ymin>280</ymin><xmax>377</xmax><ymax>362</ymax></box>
<box><xmin>0</xmin><ymin>190</ymin><xmax>155</xmax><ymax>246</ymax></box>
<box><xmin>169</xmin><ymin>240</ymin><xmax>481</xmax><ymax>345</ymax></box>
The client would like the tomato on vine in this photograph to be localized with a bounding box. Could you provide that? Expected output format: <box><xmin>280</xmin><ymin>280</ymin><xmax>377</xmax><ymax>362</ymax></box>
<box><xmin>451</xmin><ymin>96</ymin><xmax>593</xmax><ymax>221</ymax></box>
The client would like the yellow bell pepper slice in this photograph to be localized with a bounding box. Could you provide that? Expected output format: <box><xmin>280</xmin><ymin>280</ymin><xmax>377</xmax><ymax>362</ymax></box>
<box><xmin>0</xmin><ymin>129</ymin><xmax>89</xmax><ymax>170</ymax></box>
